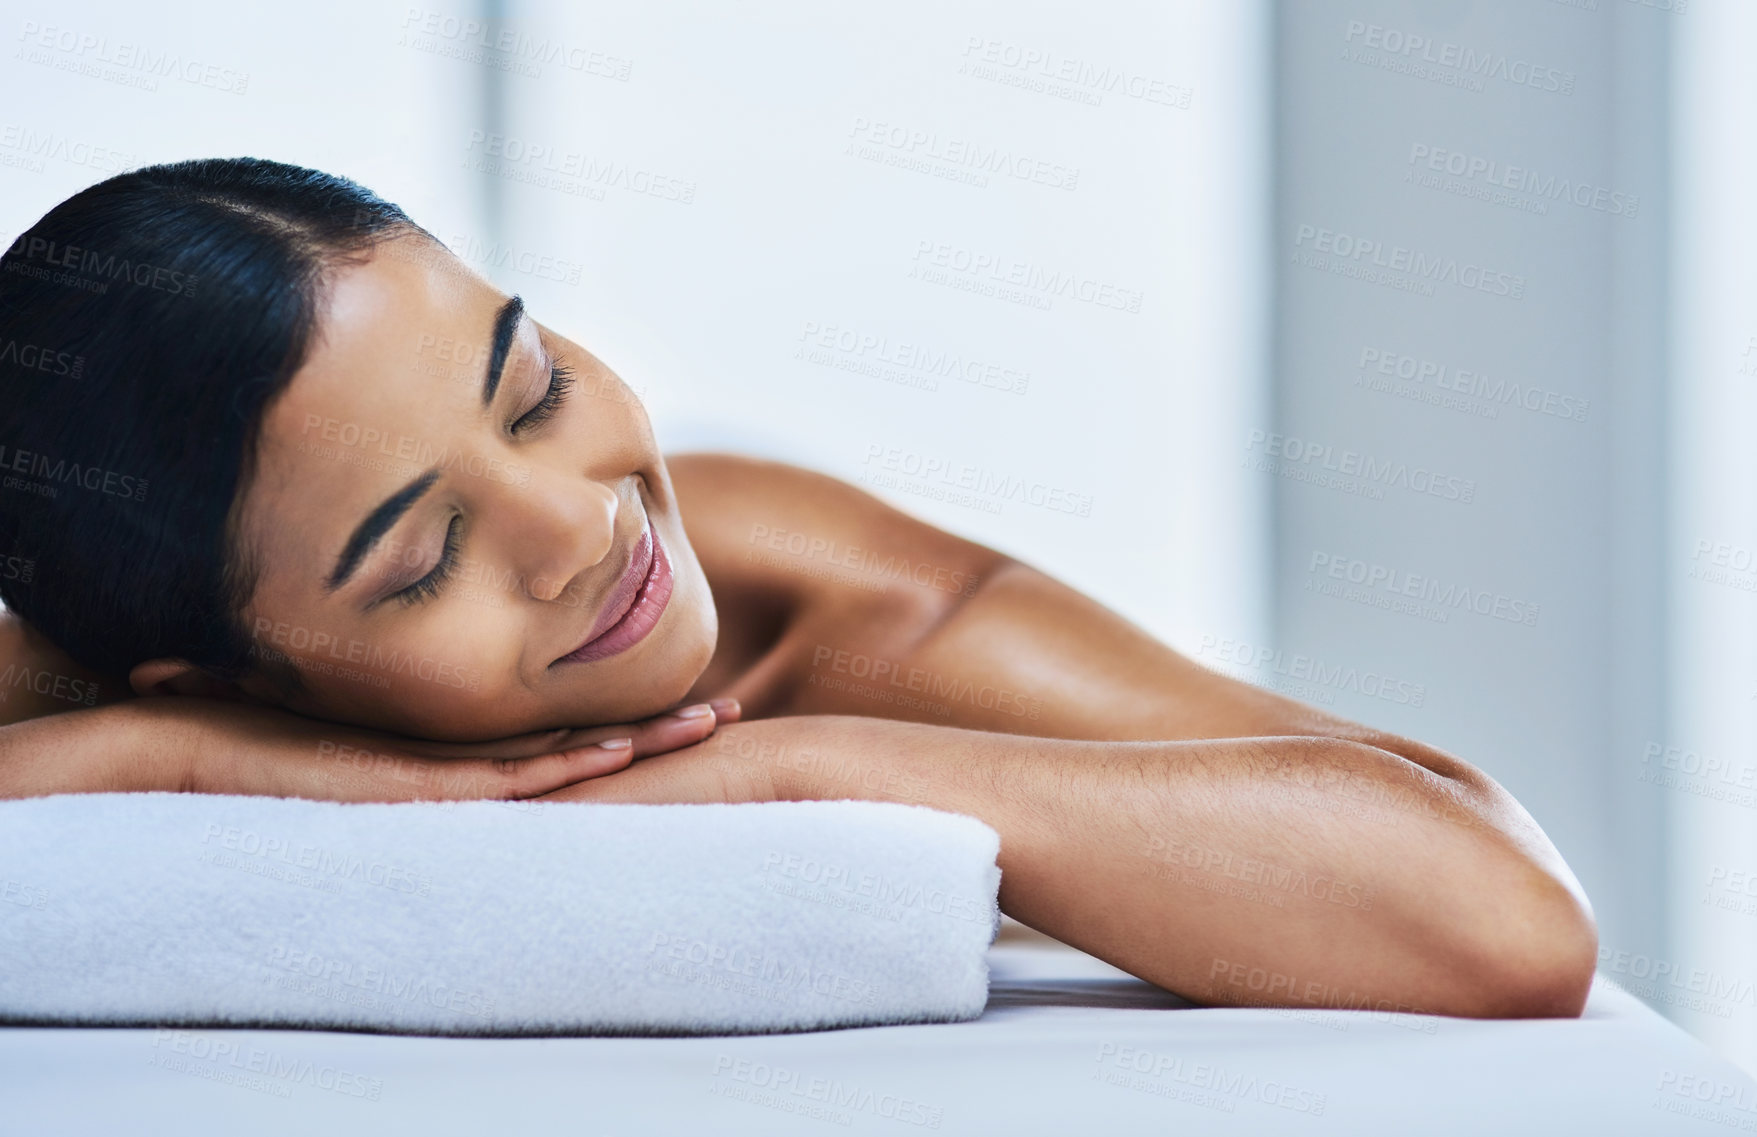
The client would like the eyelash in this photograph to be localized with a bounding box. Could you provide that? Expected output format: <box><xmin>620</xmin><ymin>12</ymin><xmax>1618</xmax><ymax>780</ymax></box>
<box><xmin>512</xmin><ymin>362</ymin><xmax>575</xmax><ymax>434</ymax></box>
<box><xmin>395</xmin><ymin>513</ymin><xmax>464</xmax><ymax>607</ymax></box>
<box><xmin>391</xmin><ymin>359</ymin><xmax>570</xmax><ymax>608</ymax></box>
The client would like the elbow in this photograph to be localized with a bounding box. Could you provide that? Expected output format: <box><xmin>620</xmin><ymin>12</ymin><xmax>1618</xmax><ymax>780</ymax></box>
<box><xmin>1458</xmin><ymin>855</ymin><xmax>1599</xmax><ymax>1019</ymax></box>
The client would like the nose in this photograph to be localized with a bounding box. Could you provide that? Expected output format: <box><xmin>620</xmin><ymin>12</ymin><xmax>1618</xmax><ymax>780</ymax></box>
<box><xmin>487</xmin><ymin>467</ymin><xmax>619</xmax><ymax>603</ymax></box>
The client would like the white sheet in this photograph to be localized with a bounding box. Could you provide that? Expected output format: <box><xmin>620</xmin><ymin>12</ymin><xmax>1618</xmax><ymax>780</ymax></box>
<box><xmin>2</xmin><ymin>928</ymin><xmax>1752</xmax><ymax>1135</ymax></box>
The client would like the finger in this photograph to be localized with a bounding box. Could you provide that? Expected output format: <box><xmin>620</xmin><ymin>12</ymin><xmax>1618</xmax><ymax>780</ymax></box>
<box><xmin>485</xmin><ymin>738</ymin><xmax>639</xmax><ymax>799</ymax></box>
<box><xmin>396</xmin><ymin>726</ymin><xmax>573</xmax><ymax>762</ymax></box>
<box><xmin>626</xmin><ymin>703</ymin><xmax>720</xmax><ymax>759</ymax></box>
<box><xmin>395</xmin><ymin>700</ymin><xmax>739</xmax><ymax>761</ymax></box>
<box><xmin>289</xmin><ymin>736</ymin><xmax>635</xmax><ymax>802</ymax></box>
<box><xmin>542</xmin><ymin>703</ymin><xmax>722</xmax><ymax>760</ymax></box>
<box><xmin>536</xmin><ymin>740</ymin><xmax>776</xmax><ymax>806</ymax></box>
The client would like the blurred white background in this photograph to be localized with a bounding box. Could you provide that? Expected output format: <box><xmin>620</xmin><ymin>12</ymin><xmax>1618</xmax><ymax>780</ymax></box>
<box><xmin>1</xmin><ymin>0</ymin><xmax>1752</xmax><ymax>1072</ymax></box>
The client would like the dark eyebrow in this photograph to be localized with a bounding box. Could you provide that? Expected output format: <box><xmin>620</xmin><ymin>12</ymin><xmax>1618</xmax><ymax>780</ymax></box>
<box><xmin>324</xmin><ymin>466</ymin><xmax>443</xmax><ymax>595</ymax></box>
<box><xmin>483</xmin><ymin>294</ymin><xmax>525</xmax><ymax>407</ymax></box>
<box><xmin>323</xmin><ymin>297</ymin><xmax>521</xmax><ymax>597</ymax></box>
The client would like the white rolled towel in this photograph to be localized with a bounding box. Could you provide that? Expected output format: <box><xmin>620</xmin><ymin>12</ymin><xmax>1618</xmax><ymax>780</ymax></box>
<box><xmin>0</xmin><ymin>792</ymin><xmax>1001</xmax><ymax>1035</ymax></box>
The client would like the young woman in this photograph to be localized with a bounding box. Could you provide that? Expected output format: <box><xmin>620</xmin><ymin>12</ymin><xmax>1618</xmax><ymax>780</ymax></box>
<box><xmin>0</xmin><ymin>159</ymin><xmax>1596</xmax><ymax>1020</ymax></box>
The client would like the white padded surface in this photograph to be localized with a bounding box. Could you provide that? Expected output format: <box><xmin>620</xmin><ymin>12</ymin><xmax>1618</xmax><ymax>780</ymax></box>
<box><xmin>1</xmin><ymin>937</ymin><xmax>1751</xmax><ymax>1135</ymax></box>
<box><xmin>0</xmin><ymin>792</ymin><xmax>1000</xmax><ymax>1035</ymax></box>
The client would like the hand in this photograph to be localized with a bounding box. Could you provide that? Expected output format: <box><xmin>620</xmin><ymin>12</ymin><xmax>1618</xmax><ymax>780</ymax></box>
<box><xmin>182</xmin><ymin>695</ymin><xmax>745</xmax><ymax>801</ymax></box>
<box><xmin>534</xmin><ymin>715</ymin><xmax>872</xmax><ymax>806</ymax></box>
<box><xmin>0</xmin><ymin>693</ymin><xmax>741</xmax><ymax>802</ymax></box>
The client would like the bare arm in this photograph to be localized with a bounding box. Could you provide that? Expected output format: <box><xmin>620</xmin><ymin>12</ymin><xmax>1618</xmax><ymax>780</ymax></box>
<box><xmin>669</xmin><ymin>454</ymin><xmax>1513</xmax><ymax>770</ymax></box>
<box><xmin>0</xmin><ymin>601</ymin><xmax>744</xmax><ymax>801</ymax></box>
<box><xmin>0</xmin><ymin>609</ymin><xmax>743</xmax><ymax>800</ymax></box>
<box><xmin>545</xmin><ymin>714</ymin><xmax>1598</xmax><ymax>1020</ymax></box>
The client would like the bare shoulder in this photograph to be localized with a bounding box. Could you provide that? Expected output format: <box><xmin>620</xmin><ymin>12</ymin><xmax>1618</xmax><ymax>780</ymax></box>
<box><xmin>0</xmin><ymin>609</ymin><xmax>127</xmax><ymax>728</ymax></box>
<box><xmin>664</xmin><ymin>452</ymin><xmax>1007</xmax><ymax>613</ymax></box>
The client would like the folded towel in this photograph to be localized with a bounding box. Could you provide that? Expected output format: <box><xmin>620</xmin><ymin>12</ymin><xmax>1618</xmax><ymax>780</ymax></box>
<box><xmin>0</xmin><ymin>792</ymin><xmax>1001</xmax><ymax>1036</ymax></box>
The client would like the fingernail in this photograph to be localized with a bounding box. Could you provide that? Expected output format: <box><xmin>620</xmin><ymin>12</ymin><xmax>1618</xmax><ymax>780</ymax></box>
<box><xmin>671</xmin><ymin>703</ymin><xmax>714</xmax><ymax>720</ymax></box>
<box><xmin>594</xmin><ymin>737</ymin><xmax>633</xmax><ymax>750</ymax></box>
<box><xmin>709</xmin><ymin>697</ymin><xmax>740</xmax><ymax>715</ymax></box>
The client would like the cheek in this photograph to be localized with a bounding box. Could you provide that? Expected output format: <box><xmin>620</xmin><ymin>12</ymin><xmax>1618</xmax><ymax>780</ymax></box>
<box><xmin>381</xmin><ymin>625</ymin><xmax>530</xmax><ymax>733</ymax></box>
<box><xmin>368</xmin><ymin>670</ymin><xmax>536</xmax><ymax>741</ymax></box>
<box><xmin>261</xmin><ymin>617</ymin><xmax>523</xmax><ymax>738</ymax></box>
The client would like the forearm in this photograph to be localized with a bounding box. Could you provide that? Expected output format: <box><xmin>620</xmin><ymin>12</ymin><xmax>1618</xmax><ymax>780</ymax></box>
<box><xmin>0</xmin><ymin>699</ymin><xmax>177</xmax><ymax>798</ymax></box>
<box><xmin>555</xmin><ymin>715</ymin><xmax>1597</xmax><ymax>1018</ymax></box>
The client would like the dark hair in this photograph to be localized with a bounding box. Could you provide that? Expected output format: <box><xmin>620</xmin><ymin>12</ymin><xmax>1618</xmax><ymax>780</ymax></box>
<box><xmin>0</xmin><ymin>157</ymin><xmax>420</xmax><ymax>685</ymax></box>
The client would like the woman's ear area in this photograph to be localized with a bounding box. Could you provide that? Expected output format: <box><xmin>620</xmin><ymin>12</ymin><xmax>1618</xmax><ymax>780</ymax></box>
<box><xmin>128</xmin><ymin>657</ymin><xmax>254</xmax><ymax>701</ymax></box>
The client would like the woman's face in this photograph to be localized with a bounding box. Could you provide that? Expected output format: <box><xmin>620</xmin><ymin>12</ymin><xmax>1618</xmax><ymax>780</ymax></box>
<box><xmin>228</xmin><ymin>232</ymin><xmax>717</xmax><ymax>741</ymax></box>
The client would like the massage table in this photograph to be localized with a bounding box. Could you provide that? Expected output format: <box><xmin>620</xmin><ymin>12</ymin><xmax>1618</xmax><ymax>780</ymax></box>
<box><xmin>4</xmin><ymin>919</ymin><xmax>1750</xmax><ymax>1136</ymax></box>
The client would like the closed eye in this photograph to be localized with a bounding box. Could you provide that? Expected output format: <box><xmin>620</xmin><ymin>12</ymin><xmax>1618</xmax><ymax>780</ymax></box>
<box><xmin>393</xmin><ymin>513</ymin><xmax>464</xmax><ymax>607</ymax></box>
<box><xmin>512</xmin><ymin>362</ymin><xmax>575</xmax><ymax>435</ymax></box>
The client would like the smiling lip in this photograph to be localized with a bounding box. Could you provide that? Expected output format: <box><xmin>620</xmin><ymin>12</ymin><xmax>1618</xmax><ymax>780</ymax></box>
<box><xmin>555</xmin><ymin>523</ymin><xmax>672</xmax><ymax>665</ymax></box>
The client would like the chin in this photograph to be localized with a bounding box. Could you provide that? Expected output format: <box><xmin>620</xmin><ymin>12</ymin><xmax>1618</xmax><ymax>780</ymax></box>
<box><xmin>600</xmin><ymin>583</ymin><xmax>718</xmax><ymax>722</ymax></box>
<box><xmin>524</xmin><ymin>572</ymin><xmax>718</xmax><ymax>732</ymax></box>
